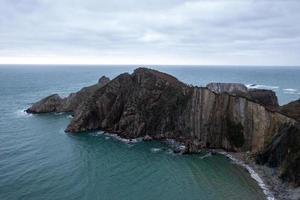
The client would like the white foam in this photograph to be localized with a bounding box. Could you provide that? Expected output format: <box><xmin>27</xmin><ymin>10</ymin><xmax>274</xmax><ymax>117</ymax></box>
<box><xmin>15</xmin><ymin>109</ymin><xmax>32</xmax><ymax>118</ymax></box>
<box><xmin>150</xmin><ymin>148</ymin><xmax>162</xmax><ymax>153</ymax></box>
<box><xmin>67</xmin><ymin>115</ymin><xmax>74</xmax><ymax>119</ymax></box>
<box><xmin>54</xmin><ymin>112</ymin><xmax>64</xmax><ymax>115</ymax></box>
<box><xmin>200</xmin><ymin>152</ymin><xmax>212</xmax><ymax>159</ymax></box>
<box><xmin>283</xmin><ymin>88</ymin><xmax>298</xmax><ymax>94</ymax></box>
<box><xmin>165</xmin><ymin>139</ymin><xmax>186</xmax><ymax>151</ymax></box>
<box><xmin>103</xmin><ymin>132</ymin><xmax>142</xmax><ymax>144</ymax></box>
<box><xmin>284</xmin><ymin>88</ymin><xmax>297</xmax><ymax>92</ymax></box>
<box><xmin>219</xmin><ymin>152</ymin><xmax>275</xmax><ymax>200</ymax></box>
<box><xmin>89</xmin><ymin>131</ymin><xmax>104</xmax><ymax>137</ymax></box>
<box><xmin>246</xmin><ymin>84</ymin><xmax>279</xmax><ymax>91</ymax></box>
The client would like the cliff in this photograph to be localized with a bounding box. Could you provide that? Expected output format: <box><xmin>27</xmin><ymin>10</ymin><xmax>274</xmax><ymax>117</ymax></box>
<box><xmin>26</xmin><ymin>67</ymin><xmax>299</xmax><ymax>185</ymax></box>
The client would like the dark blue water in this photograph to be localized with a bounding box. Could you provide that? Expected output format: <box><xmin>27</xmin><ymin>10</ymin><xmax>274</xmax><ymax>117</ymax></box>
<box><xmin>1</xmin><ymin>65</ymin><xmax>299</xmax><ymax>200</ymax></box>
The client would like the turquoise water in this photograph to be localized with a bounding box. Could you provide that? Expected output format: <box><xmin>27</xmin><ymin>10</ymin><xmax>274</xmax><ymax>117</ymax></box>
<box><xmin>1</xmin><ymin>65</ymin><xmax>300</xmax><ymax>200</ymax></box>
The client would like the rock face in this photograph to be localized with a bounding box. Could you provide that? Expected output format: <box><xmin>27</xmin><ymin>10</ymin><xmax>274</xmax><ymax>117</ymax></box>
<box><xmin>280</xmin><ymin>99</ymin><xmax>300</xmax><ymax>122</ymax></box>
<box><xmin>256</xmin><ymin>123</ymin><xmax>300</xmax><ymax>186</ymax></box>
<box><xmin>206</xmin><ymin>82</ymin><xmax>279</xmax><ymax>109</ymax></box>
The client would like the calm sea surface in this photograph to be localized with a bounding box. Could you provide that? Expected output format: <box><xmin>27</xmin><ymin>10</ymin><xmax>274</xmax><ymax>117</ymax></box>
<box><xmin>1</xmin><ymin>65</ymin><xmax>299</xmax><ymax>200</ymax></box>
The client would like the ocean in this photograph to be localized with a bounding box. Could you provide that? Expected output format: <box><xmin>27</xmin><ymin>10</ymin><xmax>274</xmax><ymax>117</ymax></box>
<box><xmin>1</xmin><ymin>65</ymin><xmax>299</xmax><ymax>200</ymax></box>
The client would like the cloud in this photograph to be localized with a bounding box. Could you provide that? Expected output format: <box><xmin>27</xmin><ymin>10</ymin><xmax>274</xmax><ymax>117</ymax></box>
<box><xmin>0</xmin><ymin>0</ymin><xmax>300</xmax><ymax>65</ymax></box>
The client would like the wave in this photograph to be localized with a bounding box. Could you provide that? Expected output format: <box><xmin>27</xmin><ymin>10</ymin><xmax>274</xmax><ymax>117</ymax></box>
<box><xmin>67</xmin><ymin>115</ymin><xmax>74</xmax><ymax>119</ymax></box>
<box><xmin>164</xmin><ymin>139</ymin><xmax>186</xmax><ymax>153</ymax></box>
<box><xmin>15</xmin><ymin>109</ymin><xmax>32</xmax><ymax>118</ymax></box>
<box><xmin>246</xmin><ymin>84</ymin><xmax>279</xmax><ymax>90</ymax></box>
<box><xmin>283</xmin><ymin>88</ymin><xmax>298</xmax><ymax>95</ymax></box>
<box><xmin>150</xmin><ymin>147</ymin><xmax>162</xmax><ymax>153</ymax></box>
<box><xmin>54</xmin><ymin>112</ymin><xmax>64</xmax><ymax>115</ymax></box>
<box><xmin>103</xmin><ymin>132</ymin><xmax>143</xmax><ymax>144</ymax></box>
<box><xmin>219</xmin><ymin>152</ymin><xmax>275</xmax><ymax>200</ymax></box>
<box><xmin>200</xmin><ymin>152</ymin><xmax>212</xmax><ymax>159</ymax></box>
<box><xmin>283</xmin><ymin>88</ymin><xmax>297</xmax><ymax>92</ymax></box>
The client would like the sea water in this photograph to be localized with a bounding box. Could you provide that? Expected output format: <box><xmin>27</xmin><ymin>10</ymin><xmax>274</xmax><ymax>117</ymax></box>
<box><xmin>1</xmin><ymin>65</ymin><xmax>300</xmax><ymax>200</ymax></box>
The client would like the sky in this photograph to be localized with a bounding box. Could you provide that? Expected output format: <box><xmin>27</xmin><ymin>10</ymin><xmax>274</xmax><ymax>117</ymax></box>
<box><xmin>0</xmin><ymin>0</ymin><xmax>300</xmax><ymax>66</ymax></box>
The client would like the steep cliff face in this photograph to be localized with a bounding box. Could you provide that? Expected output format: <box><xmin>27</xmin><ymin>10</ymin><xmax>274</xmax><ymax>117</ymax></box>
<box><xmin>180</xmin><ymin>87</ymin><xmax>290</xmax><ymax>152</ymax></box>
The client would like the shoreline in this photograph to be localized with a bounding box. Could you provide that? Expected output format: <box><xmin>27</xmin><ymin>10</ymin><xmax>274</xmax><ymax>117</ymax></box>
<box><xmin>217</xmin><ymin>151</ymin><xmax>300</xmax><ymax>200</ymax></box>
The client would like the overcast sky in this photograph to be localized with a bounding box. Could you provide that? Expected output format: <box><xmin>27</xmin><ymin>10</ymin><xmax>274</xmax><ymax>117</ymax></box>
<box><xmin>0</xmin><ymin>0</ymin><xmax>300</xmax><ymax>65</ymax></box>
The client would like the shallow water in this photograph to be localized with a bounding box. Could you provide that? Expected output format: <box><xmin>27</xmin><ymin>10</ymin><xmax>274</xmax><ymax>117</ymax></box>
<box><xmin>1</xmin><ymin>65</ymin><xmax>299</xmax><ymax>200</ymax></box>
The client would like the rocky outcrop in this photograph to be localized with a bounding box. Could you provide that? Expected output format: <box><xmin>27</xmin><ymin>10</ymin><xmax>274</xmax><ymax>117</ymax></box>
<box><xmin>27</xmin><ymin>68</ymin><xmax>294</xmax><ymax>153</ymax></box>
<box><xmin>26</xmin><ymin>94</ymin><xmax>64</xmax><ymax>113</ymax></box>
<box><xmin>27</xmin><ymin>68</ymin><xmax>299</xmax><ymax>185</ymax></box>
<box><xmin>98</xmin><ymin>76</ymin><xmax>110</xmax><ymax>85</ymax></box>
<box><xmin>256</xmin><ymin>123</ymin><xmax>300</xmax><ymax>186</ymax></box>
<box><xmin>206</xmin><ymin>82</ymin><xmax>279</xmax><ymax>109</ymax></box>
<box><xmin>26</xmin><ymin>76</ymin><xmax>110</xmax><ymax>113</ymax></box>
<box><xmin>248</xmin><ymin>89</ymin><xmax>279</xmax><ymax>109</ymax></box>
<box><xmin>280</xmin><ymin>99</ymin><xmax>300</xmax><ymax>122</ymax></box>
<box><xmin>206</xmin><ymin>83</ymin><xmax>248</xmax><ymax>94</ymax></box>
<box><xmin>27</xmin><ymin>68</ymin><xmax>291</xmax><ymax>154</ymax></box>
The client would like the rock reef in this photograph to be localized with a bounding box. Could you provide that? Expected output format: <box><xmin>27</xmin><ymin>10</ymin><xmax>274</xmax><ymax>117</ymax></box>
<box><xmin>27</xmin><ymin>67</ymin><xmax>300</xmax><ymax>186</ymax></box>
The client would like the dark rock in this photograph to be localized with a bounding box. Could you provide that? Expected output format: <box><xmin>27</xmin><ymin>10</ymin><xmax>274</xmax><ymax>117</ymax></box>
<box><xmin>280</xmin><ymin>99</ymin><xmax>300</xmax><ymax>122</ymax></box>
<box><xmin>256</xmin><ymin>123</ymin><xmax>300</xmax><ymax>186</ymax></box>
<box><xmin>26</xmin><ymin>94</ymin><xmax>63</xmax><ymax>113</ymax></box>
<box><xmin>98</xmin><ymin>76</ymin><xmax>110</xmax><ymax>85</ymax></box>
<box><xmin>248</xmin><ymin>89</ymin><xmax>279</xmax><ymax>109</ymax></box>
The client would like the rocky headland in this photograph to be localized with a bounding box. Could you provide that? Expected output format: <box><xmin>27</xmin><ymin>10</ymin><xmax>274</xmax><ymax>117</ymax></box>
<box><xmin>27</xmin><ymin>68</ymin><xmax>300</xmax><ymax>198</ymax></box>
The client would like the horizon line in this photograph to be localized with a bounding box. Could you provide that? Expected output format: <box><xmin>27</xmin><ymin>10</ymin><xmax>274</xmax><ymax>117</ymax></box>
<box><xmin>0</xmin><ymin>63</ymin><xmax>300</xmax><ymax>68</ymax></box>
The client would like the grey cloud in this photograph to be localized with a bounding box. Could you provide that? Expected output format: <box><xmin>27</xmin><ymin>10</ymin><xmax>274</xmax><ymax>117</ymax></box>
<box><xmin>0</xmin><ymin>0</ymin><xmax>300</xmax><ymax>65</ymax></box>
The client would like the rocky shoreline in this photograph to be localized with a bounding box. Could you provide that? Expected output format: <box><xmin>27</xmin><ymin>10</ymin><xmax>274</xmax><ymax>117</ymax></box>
<box><xmin>221</xmin><ymin>151</ymin><xmax>300</xmax><ymax>200</ymax></box>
